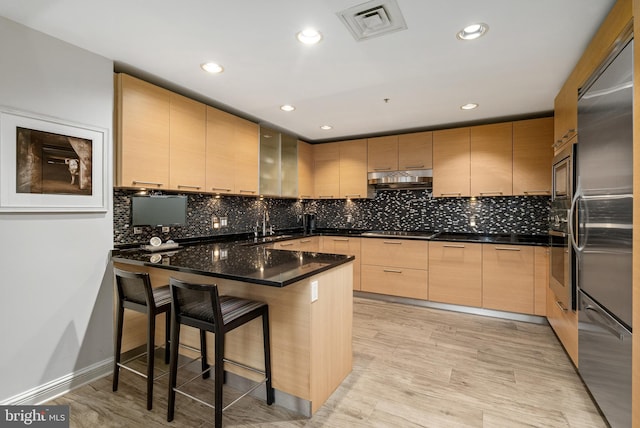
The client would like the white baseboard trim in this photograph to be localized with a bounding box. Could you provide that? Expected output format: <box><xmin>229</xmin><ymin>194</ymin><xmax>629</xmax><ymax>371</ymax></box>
<box><xmin>0</xmin><ymin>358</ymin><xmax>113</xmax><ymax>405</ymax></box>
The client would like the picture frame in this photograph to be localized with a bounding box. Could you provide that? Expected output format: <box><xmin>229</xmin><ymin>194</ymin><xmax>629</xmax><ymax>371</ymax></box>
<box><xmin>0</xmin><ymin>107</ymin><xmax>108</xmax><ymax>212</ymax></box>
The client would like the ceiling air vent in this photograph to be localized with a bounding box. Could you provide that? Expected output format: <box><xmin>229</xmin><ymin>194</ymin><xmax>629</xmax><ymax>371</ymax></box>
<box><xmin>337</xmin><ymin>0</ymin><xmax>408</xmax><ymax>42</ymax></box>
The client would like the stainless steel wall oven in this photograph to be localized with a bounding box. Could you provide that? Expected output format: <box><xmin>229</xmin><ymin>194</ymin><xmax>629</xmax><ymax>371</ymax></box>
<box><xmin>549</xmin><ymin>144</ymin><xmax>575</xmax><ymax>311</ymax></box>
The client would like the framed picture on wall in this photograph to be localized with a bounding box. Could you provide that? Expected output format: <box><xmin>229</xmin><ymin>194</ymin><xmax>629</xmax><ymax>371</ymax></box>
<box><xmin>0</xmin><ymin>107</ymin><xmax>108</xmax><ymax>212</ymax></box>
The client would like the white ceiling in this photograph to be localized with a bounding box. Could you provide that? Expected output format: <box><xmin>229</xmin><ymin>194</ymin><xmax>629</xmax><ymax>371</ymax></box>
<box><xmin>0</xmin><ymin>0</ymin><xmax>616</xmax><ymax>142</ymax></box>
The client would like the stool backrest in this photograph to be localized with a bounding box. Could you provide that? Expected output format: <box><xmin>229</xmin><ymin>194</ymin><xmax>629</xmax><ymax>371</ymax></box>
<box><xmin>169</xmin><ymin>278</ymin><xmax>224</xmax><ymax>332</ymax></box>
<box><xmin>114</xmin><ymin>267</ymin><xmax>155</xmax><ymax>308</ymax></box>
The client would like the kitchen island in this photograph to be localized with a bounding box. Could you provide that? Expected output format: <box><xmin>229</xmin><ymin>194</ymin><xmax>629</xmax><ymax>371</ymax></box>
<box><xmin>112</xmin><ymin>242</ymin><xmax>355</xmax><ymax>416</ymax></box>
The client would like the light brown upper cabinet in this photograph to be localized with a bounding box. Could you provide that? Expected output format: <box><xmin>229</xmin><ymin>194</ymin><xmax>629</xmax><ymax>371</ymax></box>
<box><xmin>398</xmin><ymin>131</ymin><xmax>433</xmax><ymax>170</ymax></box>
<box><xmin>470</xmin><ymin>122</ymin><xmax>513</xmax><ymax>197</ymax></box>
<box><xmin>367</xmin><ymin>135</ymin><xmax>398</xmax><ymax>172</ymax></box>
<box><xmin>205</xmin><ymin>106</ymin><xmax>259</xmax><ymax>196</ymax></box>
<box><xmin>169</xmin><ymin>93</ymin><xmax>206</xmax><ymax>192</ymax></box>
<box><xmin>115</xmin><ymin>73</ymin><xmax>171</xmax><ymax>189</ymax></box>
<box><xmin>228</xmin><ymin>114</ymin><xmax>259</xmax><ymax>196</ymax></box>
<box><xmin>553</xmin><ymin>76</ymin><xmax>578</xmax><ymax>154</ymax></box>
<box><xmin>297</xmin><ymin>140</ymin><xmax>313</xmax><ymax>199</ymax></box>
<box><xmin>205</xmin><ymin>107</ymin><xmax>235</xmax><ymax>194</ymax></box>
<box><xmin>513</xmin><ymin>117</ymin><xmax>553</xmax><ymax>196</ymax></box>
<box><xmin>339</xmin><ymin>139</ymin><xmax>368</xmax><ymax>199</ymax></box>
<box><xmin>432</xmin><ymin>128</ymin><xmax>471</xmax><ymax>197</ymax></box>
<box><xmin>368</xmin><ymin>132</ymin><xmax>433</xmax><ymax>172</ymax></box>
<box><xmin>313</xmin><ymin>143</ymin><xmax>340</xmax><ymax>199</ymax></box>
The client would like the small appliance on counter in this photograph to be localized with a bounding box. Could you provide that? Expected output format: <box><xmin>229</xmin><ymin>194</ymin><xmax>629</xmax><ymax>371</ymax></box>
<box><xmin>302</xmin><ymin>213</ymin><xmax>316</xmax><ymax>234</ymax></box>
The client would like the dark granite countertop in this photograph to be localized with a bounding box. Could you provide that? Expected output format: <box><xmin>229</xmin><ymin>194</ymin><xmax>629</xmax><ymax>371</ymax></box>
<box><xmin>112</xmin><ymin>241</ymin><xmax>355</xmax><ymax>287</ymax></box>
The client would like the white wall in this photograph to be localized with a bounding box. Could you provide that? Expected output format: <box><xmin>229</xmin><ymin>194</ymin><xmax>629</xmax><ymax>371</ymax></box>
<box><xmin>0</xmin><ymin>17</ymin><xmax>114</xmax><ymax>403</ymax></box>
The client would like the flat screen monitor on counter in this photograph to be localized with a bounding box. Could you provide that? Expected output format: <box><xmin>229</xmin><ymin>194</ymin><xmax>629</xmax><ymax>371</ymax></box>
<box><xmin>131</xmin><ymin>195</ymin><xmax>187</xmax><ymax>226</ymax></box>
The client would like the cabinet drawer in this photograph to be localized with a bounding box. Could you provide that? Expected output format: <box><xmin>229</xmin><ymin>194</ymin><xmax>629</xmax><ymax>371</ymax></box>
<box><xmin>361</xmin><ymin>238</ymin><xmax>428</xmax><ymax>269</ymax></box>
<box><xmin>273</xmin><ymin>237</ymin><xmax>320</xmax><ymax>252</ymax></box>
<box><xmin>361</xmin><ymin>265</ymin><xmax>428</xmax><ymax>300</ymax></box>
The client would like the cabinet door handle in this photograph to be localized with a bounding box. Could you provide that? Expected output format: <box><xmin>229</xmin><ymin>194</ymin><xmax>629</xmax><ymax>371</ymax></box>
<box><xmin>555</xmin><ymin>300</ymin><xmax>568</xmax><ymax>312</ymax></box>
<box><xmin>133</xmin><ymin>180</ymin><xmax>163</xmax><ymax>187</ymax></box>
<box><xmin>211</xmin><ymin>187</ymin><xmax>232</xmax><ymax>192</ymax></box>
<box><xmin>279</xmin><ymin>242</ymin><xmax>294</xmax><ymax>247</ymax></box>
<box><xmin>383</xmin><ymin>241</ymin><xmax>402</xmax><ymax>245</ymax></box>
<box><xmin>299</xmin><ymin>195</ymin><xmax>312</xmax><ymax>199</ymax></box>
<box><xmin>440</xmin><ymin>192</ymin><xmax>462</xmax><ymax>197</ymax></box>
<box><xmin>333</xmin><ymin>238</ymin><xmax>349</xmax><ymax>242</ymax></box>
<box><xmin>344</xmin><ymin>194</ymin><xmax>361</xmax><ymax>198</ymax></box>
<box><xmin>495</xmin><ymin>247</ymin><xmax>521</xmax><ymax>251</ymax></box>
<box><xmin>523</xmin><ymin>190</ymin><xmax>550</xmax><ymax>194</ymax></box>
<box><xmin>177</xmin><ymin>184</ymin><xmax>201</xmax><ymax>190</ymax></box>
<box><xmin>479</xmin><ymin>191</ymin><xmax>503</xmax><ymax>196</ymax></box>
<box><xmin>404</xmin><ymin>164</ymin><xmax>425</xmax><ymax>169</ymax></box>
<box><xmin>239</xmin><ymin>189</ymin><xmax>256</xmax><ymax>194</ymax></box>
<box><xmin>383</xmin><ymin>269</ymin><xmax>403</xmax><ymax>274</ymax></box>
<box><xmin>373</xmin><ymin>167</ymin><xmax>392</xmax><ymax>171</ymax></box>
<box><xmin>443</xmin><ymin>244</ymin><xmax>465</xmax><ymax>248</ymax></box>
<box><xmin>300</xmin><ymin>239</ymin><xmax>311</xmax><ymax>243</ymax></box>
<box><xmin>319</xmin><ymin>195</ymin><xmax>334</xmax><ymax>199</ymax></box>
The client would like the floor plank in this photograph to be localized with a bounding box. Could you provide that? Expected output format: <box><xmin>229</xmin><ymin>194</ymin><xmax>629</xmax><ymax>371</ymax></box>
<box><xmin>49</xmin><ymin>297</ymin><xmax>606</xmax><ymax>427</ymax></box>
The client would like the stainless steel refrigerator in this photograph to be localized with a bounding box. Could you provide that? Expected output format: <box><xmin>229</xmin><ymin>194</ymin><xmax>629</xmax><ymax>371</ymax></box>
<box><xmin>574</xmin><ymin>35</ymin><xmax>633</xmax><ymax>428</ymax></box>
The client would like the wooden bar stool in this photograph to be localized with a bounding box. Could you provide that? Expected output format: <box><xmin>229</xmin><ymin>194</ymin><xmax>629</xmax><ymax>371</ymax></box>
<box><xmin>167</xmin><ymin>278</ymin><xmax>274</xmax><ymax>427</ymax></box>
<box><xmin>112</xmin><ymin>267</ymin><xmax>171</xmax><ymax>410</ymax></box>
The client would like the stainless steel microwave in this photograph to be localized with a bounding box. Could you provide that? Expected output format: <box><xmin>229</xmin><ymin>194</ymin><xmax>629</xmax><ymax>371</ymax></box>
<box><xmin>552</xmin><ymin>144</ymin><xmax>573</xmax><ymax>200</ymax></box>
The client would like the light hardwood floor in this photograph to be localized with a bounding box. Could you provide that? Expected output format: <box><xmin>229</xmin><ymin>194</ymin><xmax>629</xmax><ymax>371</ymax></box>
<box><xmin>50</xmin><ymin>297</ymin><xmax>606</xmax><ymax>427</ymax></box>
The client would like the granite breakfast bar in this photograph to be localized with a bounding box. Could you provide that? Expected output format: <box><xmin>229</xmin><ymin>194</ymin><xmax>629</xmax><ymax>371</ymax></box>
<box><xmin>112</xmin><ymin>241</ymin><xmax>355</xmax><ymax>416</ymax></box>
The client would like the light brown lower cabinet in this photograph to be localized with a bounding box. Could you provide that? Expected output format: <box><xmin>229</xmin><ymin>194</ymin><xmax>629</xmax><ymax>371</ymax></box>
<box><xmin>546</xmin><ymin>286</ymin><xmax>578</xmax><ymax>366</ymax></box>
<box><xmin>533</xmin><ymin>247</ymin><xmax>548</xmax><ymax>316</ymax></box>
<box><xmin>272</xmin><ymin>236</ymin><xmax>320</xmax><ymax>252</ymax></box>
<box><xmin>428</xmin><ymin>242</ymin><xmax>482</xmax><ymax>307</ymax></box>
<box><xmin>360</xmin><ymin>238</ymin><xmax>428</xmax><ymax>298</ymax></box>
<box><xmin>320</xmin><ymin>237</ymin><xmax>361</xmax><ymax>290</ymax></box>
<box><xmin>360</xmin><ymin>265</ymin><xmax>428</xmax><ymax>299</ymax></box>
<box><xmin>482</xmin><ymin>244</ymin><xmax>535</xmax><ymax>314</ymax></box>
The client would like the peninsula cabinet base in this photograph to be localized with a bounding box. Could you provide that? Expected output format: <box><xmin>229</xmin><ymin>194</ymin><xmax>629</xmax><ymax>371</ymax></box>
<box><xmin>113</xmin><ymin>261</ymin><xmax>354</xmax><ymax>416</ymax></box>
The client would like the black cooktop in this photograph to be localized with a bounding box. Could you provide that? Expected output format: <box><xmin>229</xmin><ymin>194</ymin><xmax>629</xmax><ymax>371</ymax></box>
<box><xmin>361</xmin><ymin>230</ymin><xmax>437</xmax><ymax>239</ymax></box>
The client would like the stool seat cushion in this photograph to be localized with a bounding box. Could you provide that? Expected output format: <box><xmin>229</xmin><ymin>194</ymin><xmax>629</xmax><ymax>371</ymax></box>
<box><xmin>182</xmin><ymin>296</ymin><xmax>266</xmax><ymax>326</ymax></box>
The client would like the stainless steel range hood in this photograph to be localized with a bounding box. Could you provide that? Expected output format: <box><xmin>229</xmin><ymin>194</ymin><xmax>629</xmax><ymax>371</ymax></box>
<box><xmin>367</xmin><ymin>169</ymin><xmax>433</xmax><ymax>190</ymax></box>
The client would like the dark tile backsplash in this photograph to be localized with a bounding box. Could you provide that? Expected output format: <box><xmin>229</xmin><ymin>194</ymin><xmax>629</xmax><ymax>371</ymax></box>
<box><xmin>113</xmin><ymin>189</ymin><xmax>550</xmax><ymax>245</ymax></box>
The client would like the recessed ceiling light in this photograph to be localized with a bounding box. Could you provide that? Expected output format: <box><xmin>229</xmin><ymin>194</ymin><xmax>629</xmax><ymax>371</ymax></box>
<box><xmin>320</xmin><ymin>125</ymin><xmax>333</xmax><ymax>130</ymax></box>
<box><xmin>456</xmin><ymin>23</ymin><xmax>489</xmax><ymax>40</ymax></box>
<box><xmin>460</xmin><ymin>103</ymin><xmax>479</xmax><ymax>110</ymax></box>
<box><xmin>280</xmin><ymin>104</ymin><xmax>295</xmax><ymax>112</ymax></box>
<box><xmin>200</xmin><ymin>62</ymin><xmax>224</xmax><ymax>73</ymax></box>
<box><xmin>296</xmin><ymin>28</ymin><xmax>323</xmax><ymax>45</ymax></box>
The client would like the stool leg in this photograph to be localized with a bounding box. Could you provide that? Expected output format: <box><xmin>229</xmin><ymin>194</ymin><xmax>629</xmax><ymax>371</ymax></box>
<box><xmin>167</xmin><ymin>319</ymin><xmax>180</xmax><ymax>422</ymax></box>
<box><xmin>113</xmin><ymin>303</ymin><xmax>124</xmax><ymax>392</ymax></box>
<box><xmin>146</xmin><ymin>311</ymin><xmax>156</xmax><ymax>410</ymax></box>
<box><xmin>262</xmin><ymin>309</ymin><xmax>274</xmax><ymax>405</ymax></box>
<box><xmin>200</xmin><ymin>330</ymin><xmax>210</xmax><ymax>379</ymax></box>
<box><xmin>164</xmin><ymin>311</ymin><xmax>170</xmax><ymax>364</ymax></box>
<box><xmin>214</xmin><ymin>332</ymin><xmax>224</xmax><ymax>428</ymax></box>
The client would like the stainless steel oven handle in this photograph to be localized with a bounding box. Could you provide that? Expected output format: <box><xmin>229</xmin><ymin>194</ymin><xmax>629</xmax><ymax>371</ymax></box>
<box><xmin>584</xmin><ymin>305</ymin><xmax>626</xmax><ymax>341</ymax></box>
